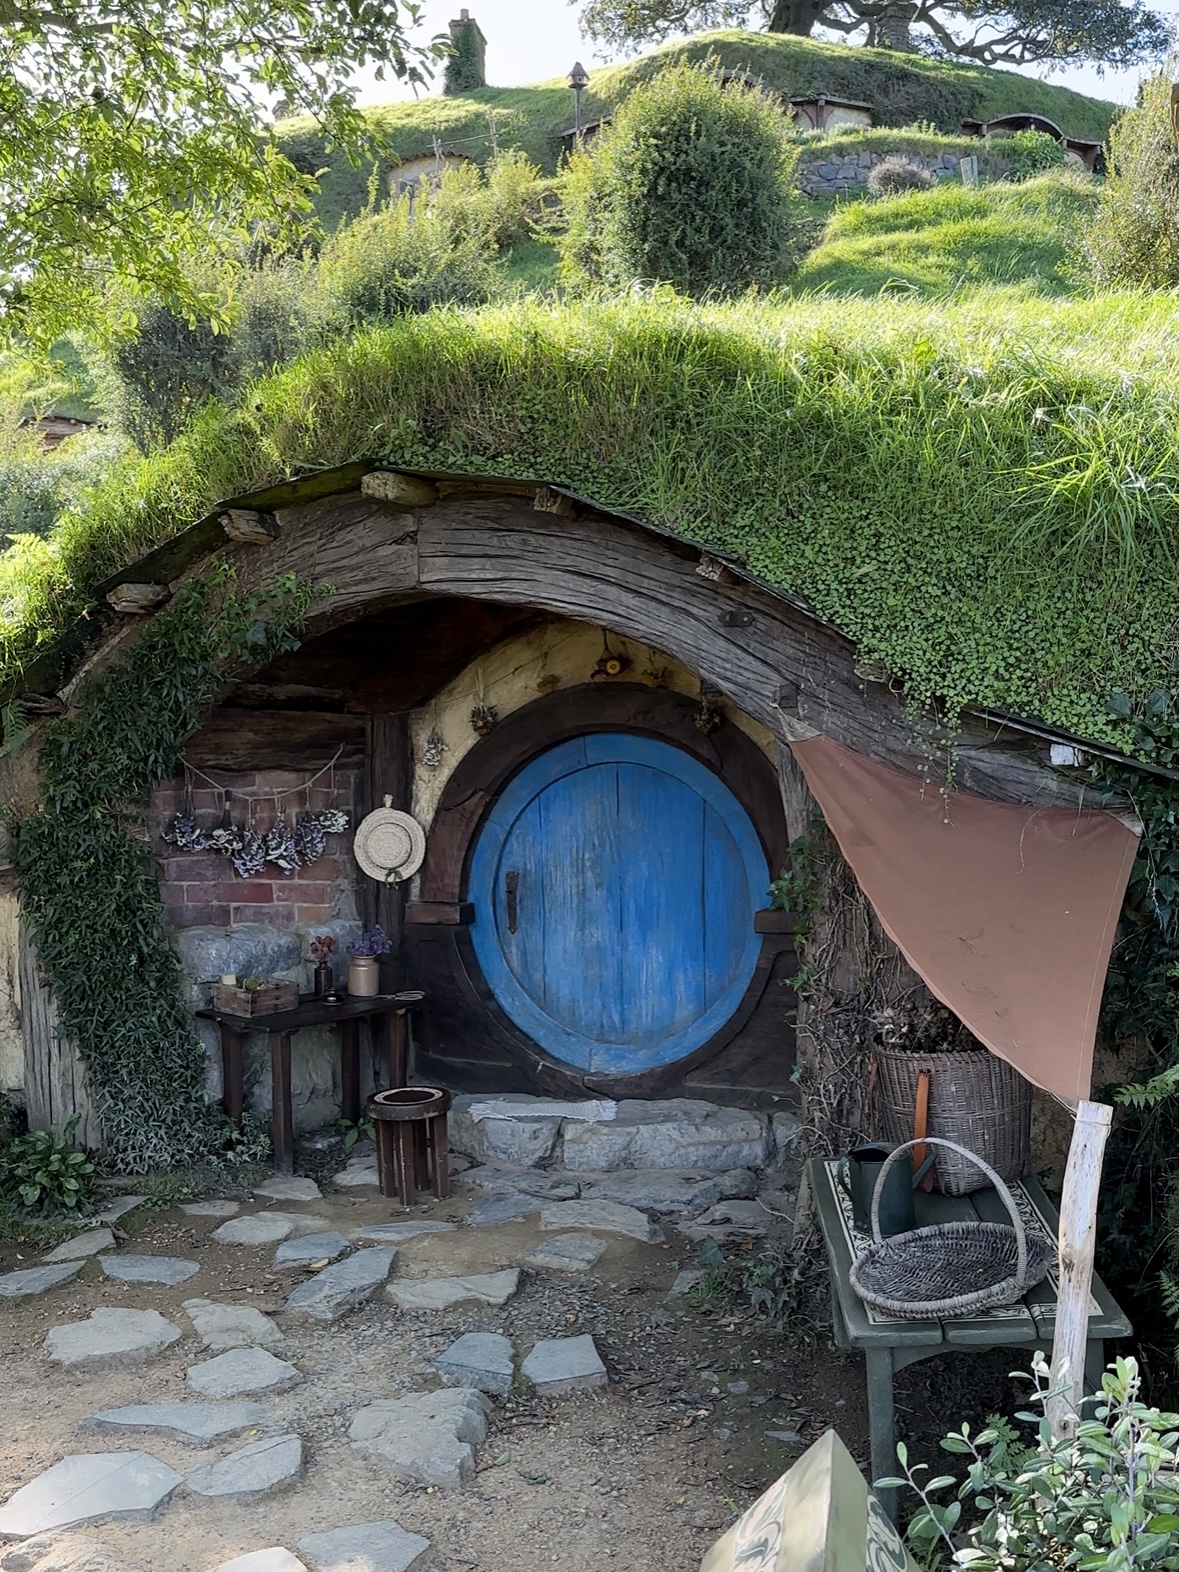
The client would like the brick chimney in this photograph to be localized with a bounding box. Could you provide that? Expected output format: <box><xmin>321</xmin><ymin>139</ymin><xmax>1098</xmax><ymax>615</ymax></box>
<box><xmin>444</xmin><ymin>9</ymin><xmax>487</xmax><ymax>94</ymax></box>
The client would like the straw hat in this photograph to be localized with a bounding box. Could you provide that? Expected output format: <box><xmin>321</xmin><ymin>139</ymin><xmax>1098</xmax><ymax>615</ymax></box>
<box><xmin>353</xmin><ymin>796</ymin><xmax>426</xmax><ymax>884</ymax></box>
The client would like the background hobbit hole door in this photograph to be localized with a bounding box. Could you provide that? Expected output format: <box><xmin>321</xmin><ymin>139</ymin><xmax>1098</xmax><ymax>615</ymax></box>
<box><xmin>469</xmin><ymin>734</ymin><xmax>768</xmax><ymax>1074</ymax></box>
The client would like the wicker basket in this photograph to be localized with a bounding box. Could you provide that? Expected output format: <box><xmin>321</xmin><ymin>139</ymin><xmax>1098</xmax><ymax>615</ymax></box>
<box><xmin>874</xmin><ymin>1045</ymin><xmax>1031</xmax><ymax>1196</ymax></box>
<box><xmin>850</xmin><ymin>1137</ymin><xmax>1052</xmax><ymax>1320</ymax></box>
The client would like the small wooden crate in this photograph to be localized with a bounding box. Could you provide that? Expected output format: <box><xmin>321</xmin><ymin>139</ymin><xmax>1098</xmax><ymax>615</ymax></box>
<box><xmin>213</xmin><ymin>981</ymin><xmax>298</xmax><ymax>1017</ymax></box>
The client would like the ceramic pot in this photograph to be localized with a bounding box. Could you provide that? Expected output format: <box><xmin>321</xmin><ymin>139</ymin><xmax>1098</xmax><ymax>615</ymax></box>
<box><xmin>348</xmin><ymin>955</ymin><xmax>380</xmax><ymax>997</ymax></box>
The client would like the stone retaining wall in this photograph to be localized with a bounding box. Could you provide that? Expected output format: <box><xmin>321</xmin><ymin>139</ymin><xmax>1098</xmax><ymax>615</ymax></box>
<box><xmin>799</xmin><ymin>147</ymin><xmax>961</xmax><ymax>197</ymax></box>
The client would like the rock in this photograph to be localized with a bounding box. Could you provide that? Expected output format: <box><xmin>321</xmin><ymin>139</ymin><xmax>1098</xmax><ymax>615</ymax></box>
<box><xmin>333</xmin><ymin>1159</ymin><xmax>379</xmax><ymax>1189</ymax></box>
<box><xmin>448</xmin><ymin>1094</ymin><xmax>576</xmax><ymax>1167</ymax></box>
<box><xmin>98</xmin><ymin>1255</ymin><xmax>199</xmax><ymax>1286</ymax></box>
<box><xmin>273</xmin><ymin>1232</ymin><xmax>350</xmax><ymax>1268</ymax></box>
<box><xmin>765</xmin><ymin>1430</ymin><xmax>805</xmax><ymax>1447</ymax></box>
<box><xmin>186</xmin><ymin>1435</ymin><xmax>302</xmax><ymax>1500</ymax></box>
<box><xmin>578</xmin><ymin>1169</ymin><xmax>755</xmax><ymax>1214</ymax></box>
<box><xmin>433</xmin><ymin>1331</ymin><xmax>514</xmax><ymax>1395</ymax></box>
<box><xmin>42</xmin><ymin>1230</ymin><xmax>116</xmax><ymax>1263</ymax></box>
<box><xmin>521</xmin><ymin>1335</ymin><xmax>607</xmax><ymax>1397</ymax></box>
<box><xmin>350</xmin><ymin>1389</ymin><xmax>491</xmax><ymax>1488</ymax></box>
<box><xmin>174</xmin><ymin>924</ymin><xmax>301</xmax><ymax>986</ymax></box>
<box><xmin>524</xmin><ymin>1234</ymin><xmax>605</xmax><ymax>1273</ymax></box>
<box><xmin>468</xmin><ymin>1194</ymin><xmax>542</xmax><ymax>1226</ymax></box>
<box><xmin>283</xmin><ymin>1247</ymin><xmax>395</xmax><ymax>1322</ymax></box>
<box><xmin>182</xmin><ymin>1299</ymin><xmax>284</xmax><ymax>1352</ymax></box>
<box><xmin>186</xmin><ymin>1348</ymin><xmax>302</xmax><ymax>1399</ymax></box>
<box><xmin>771</xmin><ymin>1112</ymin><xmax>802</xmax><ymax>1157</ymax></box>
<box><xmin>214</xmin><ymin>1211</ymin><xmax>330</xmax><ymax>1245</ymax></box>
<box><xmin>181</xmin><ymin>1201</ymin><xmax>240</xmax><ymax>1218</ymax></box>
<box><xmin>0</xmin><ymin>1263</ymin><xmax>84</xmax><ymax>1300</ymax></box>
<box><xmin>388</xmin><ymin>1270</ymin><xmax>519</xmax><ymax>1311</ymax></box>
<box><xmin>539</xmin><ymin>1200</ymin><xmax>663</xmax><ymax>1244</ymax></box>
<box><xmin>81</xmin><ymin>1403</ymin><xmax>271</xmax><ymax>1447</ymax></box>
<box><xmin>297</xmin><ymin>1520</ymin><xmax>433</xmax><ymax>1572</ymax></box>
<box><xmin>0</xmin><ymin>1531</ymin><xmax>146</xmax><ymax>1572</ymax></box>
<box><xmin>45</xmin><ymin>1309</ymin><xmax>181</xmax><ymax>1371</ymax></box>
<box><xmin>351</xmin><ymin>1221</ymin><xmax>456</xmax><ymax>1244</ymax></box>
<box><xmin>0</xmin><ymin>1454</ymin><xmax>182</xmax><ymax>1539</ymax></box>
<box><xmin>94</xmin><ymin>1197</ymin><xmax>148</xmax><ymax>1225</ymax></box>
<box><xmin>209</xmin><ymin>1553</ymin><xmax>305</xmax><ymax>1572</ymax></box>
<box><xmin>665</xmin><ymin>1269</ymin><xmax>706</xmax><ymax>1301</ymax></box>
<box><xmin>462</xmin><ymin>1167</ymin><xmax>579</xmax><ymax>1201</ymax></box>
<box><xmin>559</xmin><ymin>1100</ymin><xmax>770</xmax><ymax>1174</ymax></box>
<box><xmin>678</xmin><ymin>1199</ymin><xmax>768</xmax><ymax>1242</ymax></box>
<box><xmin>254</xmin><ymin>1175</ymin><xmax>322</xmax><ymax>1203</ymax></box>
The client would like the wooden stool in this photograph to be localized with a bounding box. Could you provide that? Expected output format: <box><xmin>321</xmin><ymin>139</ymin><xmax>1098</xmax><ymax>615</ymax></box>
<box><xmin>368</xmin><ymin>1086</ymin><xmax>452</xmax><ymax>1207</ymax></box>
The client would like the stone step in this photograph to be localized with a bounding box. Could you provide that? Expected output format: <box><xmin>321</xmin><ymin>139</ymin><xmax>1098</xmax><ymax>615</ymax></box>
<box><xmin>449</xmin><ymin>1094</ymin><xmax>798</xmax><ymax>1175</ymax></box>
<box><xmin>459</xmin><ymin>1163</ymin><xmax>772</xmax><ymax>1217</ymax></box>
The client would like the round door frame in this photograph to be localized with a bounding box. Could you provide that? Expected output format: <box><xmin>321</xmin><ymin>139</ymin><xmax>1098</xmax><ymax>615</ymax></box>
<box><xmin>407</xmin><ymin>682</ymin><xmax>796</xmax><ymax>1101</ymax></box>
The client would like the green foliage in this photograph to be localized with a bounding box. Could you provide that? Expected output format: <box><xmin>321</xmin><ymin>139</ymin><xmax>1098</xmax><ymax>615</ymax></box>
<box><xmin>995</xmin><ymin>127</ymin><xmax>1067</xmax><ymax>181</ymax></box>
<box><xmin>0</xmin><ymin>0</ymin><xmax>442</xmax><ymax>344</ymax></box>
<box><xmin>560</xmin><ymin>60</ymin><xmax>805</xmax><ymax>296</ymax></box>
<box><xmin>887</xmin><ymin>1355</ymin><xmax>1179</xmax><ymax>1572</ymax></box>
<box><xmin>275</xmin><ymin>31</ymin><xmax>1119</xmax><ymax>228</ymax></box>
<box><xmin>1079</xmin><ymin>77</ymin><xmax>1179</xmax><ymax>292</ymax></box>
<box><xmin>9</xmin><ymin>568</ymin><xmax>315</xmax><ymax>1171</ymax></box>
<box><xmin>0</xmin><ymin>1116</ymin><xmax>96</xmax><ymax>1214</ymax></box>
<box><xmin>867</xmin><ymin>155</ymin><xmax>937</xmax><ymax>197</ymax></box>
<box><xmin>0</xmin><ymin>421</ymin><xmax>125</xmax><ymax>540</ymax></box>
<box><xmin>443</xmin><ymin>15</ymin><xmax>485</xmax><ymax>95</ymax></box>
<box><xmin>795</xmin><ymin>171</ymin><xmax>1096</xmax><ymax>296</ymax></box>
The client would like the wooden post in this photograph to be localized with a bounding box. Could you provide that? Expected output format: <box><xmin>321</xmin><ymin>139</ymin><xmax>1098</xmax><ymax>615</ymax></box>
<box><xmin>1046</xmin><ymin>1099</ymin><xmax>1113</xmax><ymax>1439</ymax></box>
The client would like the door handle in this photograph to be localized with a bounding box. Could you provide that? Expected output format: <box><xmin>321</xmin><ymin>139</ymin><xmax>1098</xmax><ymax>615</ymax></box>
<box><xmin>505</xmin><ymin>870</ymin><xmax>519</xmax><ymax>934</ymax></box>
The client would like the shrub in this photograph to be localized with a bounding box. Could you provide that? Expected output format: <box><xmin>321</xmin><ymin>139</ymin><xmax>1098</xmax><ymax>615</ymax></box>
<box><xmin>0</xmin><ymin>419</ymin><xmax>125</xmax><ymax>539</ymax></box>
<box><xmin>0</xmin><ymin>1115</ymin><xmax>95</xmax><ymax>1213</ymax></box>
<box><xmin>559</xmin><ymin>59</ymin><xmax>805</xmax><ymax>297</ymax></box>
<box><xmin>997</xmin><ymin>128</ymin><xmax>1068</xmax><ymax>183</ymax></box>
<box><xmin>867</xmin><ymin>155</ymin><xmax>936</xmax><ymax>196</ymax></box>
<box><xmin>1080</xmin><ymin>76</ymin><xmax>1179</xmax><ymax>290</ymax></box>
<box><xmin>317</xmin><ymin>174</ymin><xmax>502</xmax><ymax>328</ymax></box>
<box><xmin>886</xmin><ymin>1354</ymin><xmax>1179</xmax><ymax>1571</ymax></box>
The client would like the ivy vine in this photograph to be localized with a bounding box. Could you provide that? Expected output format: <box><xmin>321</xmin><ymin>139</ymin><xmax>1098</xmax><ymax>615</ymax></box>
<box><xmin>9</xmin><ymin>567</ymin><xmax>317</xmax><ymax>1172</ymax></box>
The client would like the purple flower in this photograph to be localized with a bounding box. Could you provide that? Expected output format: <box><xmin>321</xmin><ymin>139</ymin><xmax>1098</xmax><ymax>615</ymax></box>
<box><xmin>348</xmin><ymin>925</ymin><xmax>391</xmax><ymax>957</ymax></box>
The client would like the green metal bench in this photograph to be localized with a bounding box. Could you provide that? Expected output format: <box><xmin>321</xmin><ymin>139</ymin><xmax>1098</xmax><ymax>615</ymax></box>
<box><xmin>807</xmin><ymin>1156</ymin><xmax>1132</xmax><ymax>1518</ymax></box>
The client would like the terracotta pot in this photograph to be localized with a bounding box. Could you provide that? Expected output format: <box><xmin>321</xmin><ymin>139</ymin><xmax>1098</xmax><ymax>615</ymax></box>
<box><xmin>348</xmin><ymin>955</ymin><xmax>380</xmax><ymax>997</ymax></box>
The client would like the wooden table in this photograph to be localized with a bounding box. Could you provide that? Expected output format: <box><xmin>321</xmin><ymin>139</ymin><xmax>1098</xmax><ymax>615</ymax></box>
<box><xmin>198</xmin><ymin>992</ymin><xmax>423</xmax><ymax>1173</ymax></box>
<box><xmin>808</xmin><ymin>1157</ymin><xmax>1131</xmax><ymax>1517</ymax></box>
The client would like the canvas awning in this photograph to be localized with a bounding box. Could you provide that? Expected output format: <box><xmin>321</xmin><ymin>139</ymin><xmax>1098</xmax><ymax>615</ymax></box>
<box><xmin>790</xmin><ymin>736</ymin><xmax>1140</xmax><ymax>1102</ymax></box>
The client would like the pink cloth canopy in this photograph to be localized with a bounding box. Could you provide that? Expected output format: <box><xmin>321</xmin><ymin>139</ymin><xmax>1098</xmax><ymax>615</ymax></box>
<box><xmin>790</xmin><ymin>736</ymin><xmax>1139</xmax><ymax>1102</ymax></box>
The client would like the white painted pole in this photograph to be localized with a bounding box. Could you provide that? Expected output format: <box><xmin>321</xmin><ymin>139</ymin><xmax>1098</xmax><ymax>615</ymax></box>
<box><xmin>1046</xmin><ymin>1099</ymin><xmax>1113</xmax><ymax>1440</ymax></box>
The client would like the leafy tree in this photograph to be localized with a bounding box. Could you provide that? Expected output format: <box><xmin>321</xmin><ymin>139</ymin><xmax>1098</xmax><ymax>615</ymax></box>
<box><xmin>1078</xmin><ymin>76</ymin><xmax>1179</xmax><ymax>290</ymax></box>
<box><xmin>559</xmin><ymin>60</ymin><xmax>804</xmax><ymax>297</ymax></box>
<box><xmin>0</xmin><ymin>0</ymin><xmax>442</xmax><ymax>343</ymax></box>
<box><xmin>577</xmin><ymin>0</ymin><xmax>1171</xmax><ymax>70</ymax></box>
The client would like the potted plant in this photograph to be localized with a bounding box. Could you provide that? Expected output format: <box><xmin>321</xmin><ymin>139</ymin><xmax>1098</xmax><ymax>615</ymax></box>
<box><xmin>309</xmin><ymin>934</ymin><xmax>337</xmax><ymax>998</ymax></box>
<box><xmin>347</xmin><ymin>926</ymin><xmax>391</xmax><ymax>996</ymax></box>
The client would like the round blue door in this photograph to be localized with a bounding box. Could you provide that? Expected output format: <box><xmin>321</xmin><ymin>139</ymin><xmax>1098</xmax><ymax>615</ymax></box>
<box><xmin>468</xmin><ymin>733</ymin><xmax>768</xmax><ymax>1074</ymax></box>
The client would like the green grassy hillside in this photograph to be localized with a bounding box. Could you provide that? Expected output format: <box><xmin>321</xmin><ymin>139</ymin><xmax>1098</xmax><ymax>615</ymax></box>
<box><xmin>277</xmin><ymin>30</ymin><xmax>1119</xmax><ymax>228</ymax></box>
<box><xmin>795</xmin><ymin>171</ymin><xmax>1096</xmax><ymax>296</ymax></box>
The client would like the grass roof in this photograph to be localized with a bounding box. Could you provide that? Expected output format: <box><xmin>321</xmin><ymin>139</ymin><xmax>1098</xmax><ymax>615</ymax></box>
<box><xmin>277</xmin><ymin>30</ymin><xmax>1120</xmax><ymax>228</ymax></box>
<box><xmin>7</xmin><ymin>274</ymin><xmax>1179</xmax><ymax>751</ymax></box>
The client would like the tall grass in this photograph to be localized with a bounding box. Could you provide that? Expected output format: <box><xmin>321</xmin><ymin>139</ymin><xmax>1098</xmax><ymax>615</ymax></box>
<box><xmin>8</xmin><ymin>289</ymin><xmax>1179</xmax><ymax>746</ymax></box>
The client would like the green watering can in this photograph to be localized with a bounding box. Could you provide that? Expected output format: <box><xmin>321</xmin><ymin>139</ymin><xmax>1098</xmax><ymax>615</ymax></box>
<box><xmin>838</xmin><ymin>1142</ymin><xmax>936</xmax><ymax>1237</ymax></box>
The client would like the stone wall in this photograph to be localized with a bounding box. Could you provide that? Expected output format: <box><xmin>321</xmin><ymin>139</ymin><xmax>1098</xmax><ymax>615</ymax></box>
<box><xmin>799</xmin><ymin>148</ymin><xmax>961</xmax><ymax>198</ymax></box>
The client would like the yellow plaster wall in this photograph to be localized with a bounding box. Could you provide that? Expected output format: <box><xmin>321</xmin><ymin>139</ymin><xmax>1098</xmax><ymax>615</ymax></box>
<box><xmin>409</xmin><ymin>617</ymin><xmax>776</xmax><ymax>831</ymax></box>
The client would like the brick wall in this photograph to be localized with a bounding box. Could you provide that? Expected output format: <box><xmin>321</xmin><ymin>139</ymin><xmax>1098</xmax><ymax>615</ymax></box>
<box><xmin>151</xmin><ymin>767</ymin><xmax>361</xmax><ymax>930</ymax></box>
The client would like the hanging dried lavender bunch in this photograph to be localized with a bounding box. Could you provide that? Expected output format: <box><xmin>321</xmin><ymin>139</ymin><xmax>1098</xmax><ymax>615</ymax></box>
<box><xmin>315</xmin><ymin>808</ymin><xmax>349</xmax><ymax>835</ymax></box>
<box><xmin>294</xmin><ymin>813</ymin><xmax>327</xmax><ymax>866</ymax></box>
<box><xmin>263</xmin><ymin>820</ymin><xmax>301</xmax><ymax>876</ymax></box>
<box><xmin>162</xmin><ymin>811</ymin><xmax>210</xmax><ymax>853</ymax></box>
<box><xmin>232</xmin><ymin>826</ymin><xmax>266</xmax><ymax>879</ymax></box>
<box><xmin>207</xmin><ymin>801</ymin><xmax>243</xmax><ymax>858</ymax></box>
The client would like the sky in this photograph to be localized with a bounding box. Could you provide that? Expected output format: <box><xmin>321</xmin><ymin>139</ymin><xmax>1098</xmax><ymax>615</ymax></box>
<box><xmin>356</xmin><ymin>0</ymin><xmax>1179</xmax><ymax>111</ymax></box>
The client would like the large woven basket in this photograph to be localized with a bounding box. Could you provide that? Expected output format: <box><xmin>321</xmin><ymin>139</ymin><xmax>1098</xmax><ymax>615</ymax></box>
<box><xmin>850</xmin><ymin>1137</ymin><xmax>1052</xmax><ymax>1320</ymax></box>
<box><xmin>874</xmin><ymin>1045</ymin><xmax>1031</xmax><ymax>1196</ymax></box>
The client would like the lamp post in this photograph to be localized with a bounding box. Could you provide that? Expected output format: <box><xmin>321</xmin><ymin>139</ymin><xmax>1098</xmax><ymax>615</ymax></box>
<box><xmin>569</xmin><ymin>60</ymin><xmax>589</xmax><ymax>142</ymax></box>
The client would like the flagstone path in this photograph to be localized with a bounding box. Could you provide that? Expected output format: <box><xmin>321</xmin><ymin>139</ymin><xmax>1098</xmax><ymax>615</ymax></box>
<box><xmin>0</xmin><ymin>1124</ymin><xmax>844</xmax><ymax>1572</ymax></box>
